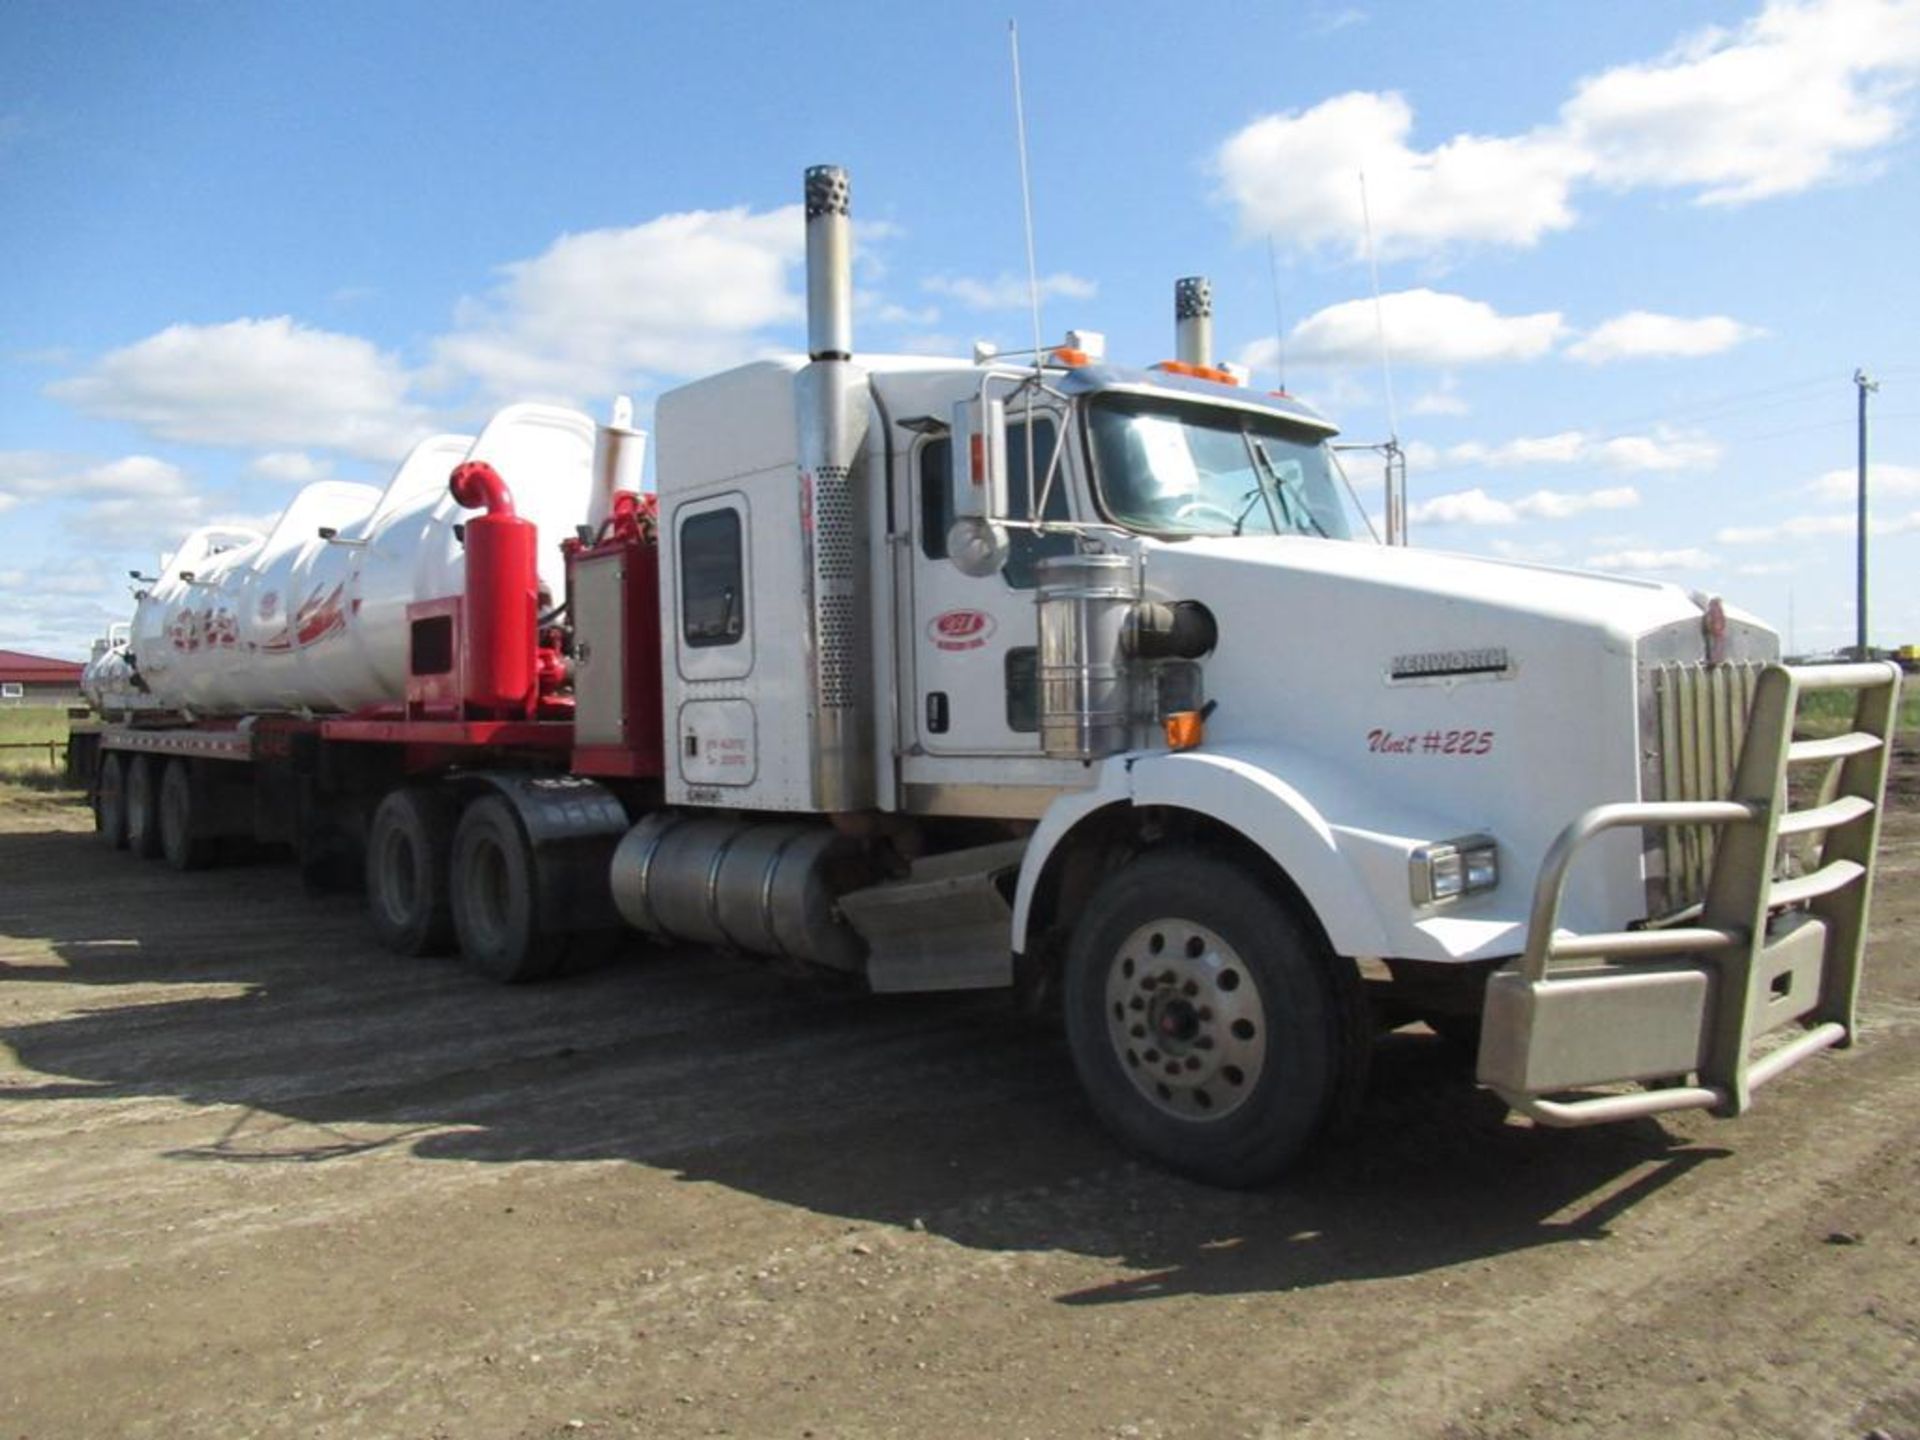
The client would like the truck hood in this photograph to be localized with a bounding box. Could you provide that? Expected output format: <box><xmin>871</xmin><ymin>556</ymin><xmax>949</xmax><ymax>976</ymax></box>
<box><xmin>1140</xmin><ymin>535</ymin><xmax>1727</xmax><ymax>644</ymax></box>
<box><xmin>1128</xmin><ymin>534</ymin><xmax>1776</xmax><ymax>953</ymax></box>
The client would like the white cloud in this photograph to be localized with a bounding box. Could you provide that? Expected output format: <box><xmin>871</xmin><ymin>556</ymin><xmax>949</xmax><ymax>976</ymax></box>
<box><xmin>897</xmin><ymin>333</ymin><xmax>964</xmax><ymax>357</ymax></box>
<box><xmin>1442</xmin><ymin>432</ymin><xmax>1589</xmax><ymax>468</ymax></box>
<box><xmin>1564</xmin><ymin>0</ymin><xmax>1920</xmax><ymax>205</ymax></box>
<box><xmin>1253</xmin><ymin>289</ymin><xmax>1564</xmax><ymax>369</ymax></box>
<box><xmin>1515</xmin><ymin>485</ymin><xmax>1641</xmax><ymax>519</ymax></box>
<box><xmin>1410</xmin><ymin>484</ymin><xmax>1642</xmax><ymax>526</ymax></box>
<box><xmin>1585</xmin><ymin>547</ymin><xmax>1720</xmax><ymax>572</ymax></box>
<box><xmin>1217</xmin><ymin>91</ymin><xmax>1584</xmax><ymax>257</ymax></box>
<box><xmin>1489</xmin><ymin>538</ymin><xmax>1569</xmax><ymax>562</ymax></box>
<box><xmin>1568</xmin><ymin>311</ymin><xmax>1766</xmax><ymax>362</ymax></box>
<box><xmin>1422</xmin><ymin>429</ymin><xmax>1721</xmax><ymax>474</ymax></box>
<box><xmin>50</xmin><ymin>318</ymin><xmax>428</xmax><ymax>462</ymax></box>
<box><xmin>866</xmin><ymin>299</ymin><xmax>941</xmax><ymax>327</ymax></box>
<box><xmin>1310</xmin><ymin>5</ymin><xmax>1368</xmax><ymax>35</ymax></box>
<box><xmin>0</xmin><ymin>452</ymin><xmax>191</xmax><ymax>500</ymax></box>
<box><xmin>1216</xmin><ymin>0</ymin><xmax>1920</xmax><ymax>258</ymax></box>
<box><xmin>1408</xmin><ymin>488</ymin><xmax>1518</xmax><ymax>525</ymax></box>
<box><xmin>1409</xmin><ymin>377</ymin><xmax>1469</xmax><ymax>416</ymax></box>
<box><xmin>1809</xmin><ymin>461</ymin><xmax>1920</xmax><ymax>500</ymax></box>
<box><xmin>1718</xmin><ymin>507</ymin><xmax>1920</xmax><ymax>543</ymax></box>
<box><xmin>432</xmin><ymin>205</ymin><xmax>808</xmax><ymax>404</ymax></box>
<box><xmin>247</xmin><ymin>451</ymin><xmax>331</xmax><ymax>484</ymax></box>
<box><xmin>0</xmin><ymin>493</ymin><xmax>18</xmax><ymax>515</ymax></box>
<box><xmin>1592</xmin><ymin>432</ymin><xmax>1723</xmax><ymax>471</ymax></box>
<box><xmin>922</xmin><ymin>272</ymin><xmax>1098</xmax><ymax>311</ymax></box>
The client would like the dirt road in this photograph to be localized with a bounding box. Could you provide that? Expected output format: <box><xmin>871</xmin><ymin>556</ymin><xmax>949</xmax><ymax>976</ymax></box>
<box><xmin>2</xmin><ymin>762</ymin><xmax>1916</xmax><ymax>1439</ymax></box>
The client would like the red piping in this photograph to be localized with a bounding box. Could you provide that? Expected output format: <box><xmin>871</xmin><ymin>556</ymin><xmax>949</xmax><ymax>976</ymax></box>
<box><xmin>448</xmin><ymin>461</ymin><xmax>518</xmax><ymax>519</ymax></box>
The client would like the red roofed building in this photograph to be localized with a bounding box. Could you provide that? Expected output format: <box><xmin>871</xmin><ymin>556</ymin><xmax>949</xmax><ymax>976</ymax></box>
<box><xmin>0</xmin><ymin>649</ymin><xmax>86</xmax><ymax>706</ymax></box>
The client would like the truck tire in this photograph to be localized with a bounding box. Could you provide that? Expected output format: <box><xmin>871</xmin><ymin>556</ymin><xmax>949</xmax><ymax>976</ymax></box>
<box><xmin>366</xmin><ymin>786</ymin><xmax>458</xmax><ymax>957</ymax></box>
<box><xmin>159</xmin><ymin>759</ymin><xmax>217</xmax><ymax>872</ymax></box>
<box><xmin>95</xmin><ymin>752</ymin><xmax>128</xmax><ymax>850</ymax></box>
<box><xmin>1063</xmin><ymin>851</ymin><xmax>1345</xmax><ymax>1187</ymax></box>
<box><xmin>449</xmin><ymin>794</ymin><xmax>566</xmax><ymax>984</ymax></box>
<box><xmin>124</xmin><ymin>754</ymin><xmax>164</xmax><ymax>860</ymax></box>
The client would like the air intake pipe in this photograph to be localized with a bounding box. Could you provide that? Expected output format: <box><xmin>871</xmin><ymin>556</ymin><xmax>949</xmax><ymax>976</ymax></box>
<box><xmin>1175</xmin><ymin>276</ymin><xmax>1213</xmax><ymax>369</ymax></box>
<box><xmin>796</xmin><ymin>165</ymin><xmax>874</xmax><ymax>811</ymax></box>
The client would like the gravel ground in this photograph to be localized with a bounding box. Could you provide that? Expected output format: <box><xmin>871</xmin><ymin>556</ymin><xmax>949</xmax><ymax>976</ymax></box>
<box><xmin>1</xmin><ymin>754</ymin><xmax>1916</xmax><ymax>1440</ymax></box>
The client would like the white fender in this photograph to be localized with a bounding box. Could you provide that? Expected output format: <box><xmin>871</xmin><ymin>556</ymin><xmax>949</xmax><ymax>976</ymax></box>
<box><xmin>1012</xmin><ymin>743</ymin><xmax>1478</xmax><ymax>961</ymax></box>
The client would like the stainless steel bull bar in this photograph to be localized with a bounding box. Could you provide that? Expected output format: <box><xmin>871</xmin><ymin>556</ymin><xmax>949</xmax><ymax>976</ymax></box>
<box><xmin>1479</xmin><ymin>661</ymin><xmax>1901</xmax><ymax>1127</ymax></box>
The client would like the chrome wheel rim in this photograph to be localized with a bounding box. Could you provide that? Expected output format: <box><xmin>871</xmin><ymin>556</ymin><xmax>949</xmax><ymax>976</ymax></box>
<box><xmin>1104</xmin><ymin>918</ymin><xmax>1266</xmax><ymax>1120</ymax></box>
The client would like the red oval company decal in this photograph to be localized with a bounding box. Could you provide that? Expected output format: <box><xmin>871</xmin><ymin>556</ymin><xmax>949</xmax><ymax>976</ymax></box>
<box><xmin>929</xmin><ymin>609</ymin><xmax>996</xmax><ymax>651</ymax></box>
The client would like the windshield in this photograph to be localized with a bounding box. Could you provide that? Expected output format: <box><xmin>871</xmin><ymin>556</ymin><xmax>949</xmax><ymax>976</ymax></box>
<box><xmin>1088</xmin><ymin>394</ymin><xmax>1353</xmax><ymax>540</ymax></box>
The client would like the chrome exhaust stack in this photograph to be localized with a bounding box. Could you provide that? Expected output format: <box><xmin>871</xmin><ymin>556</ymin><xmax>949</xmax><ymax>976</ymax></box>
<box><xmin>805</xmin><ymin>166</ymin><xmax>854</xmax><ymax>361</ymax></box>
<box><xmin>796</xmin><ymin>164</ymin><xmax>874</xmax><ymax>811</ymax></box>
<box><xmin>1174</xmin><ymin>276</ymin><xmax>1213</xmax><ymax>368</ymax></box>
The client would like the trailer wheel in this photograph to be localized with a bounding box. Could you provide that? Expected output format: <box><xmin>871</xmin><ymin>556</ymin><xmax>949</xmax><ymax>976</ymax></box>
<box><xmin>157</xmin><ymin>759</ymin><xmax>216</xmax><ymax>872</ymax></box>
<box><xmin>366</xmin><ymin>786</ymin><xmax>458</xmax><ymax>957</ymax></box>
<box><xmin>450</xmin><ymin>794</ymin><xmax>565</xmax><ymax>984</ymax></box>
<box><xmin>95</xmin><ymin>752</ymin><xmax>129</xmax><ymax>849</ymax></box>
<box><xmin>1063</xmin><ymin>851</ymin><xmax>1345</xmax><ymax>1188</ymax></box>
<box><xmin>124</xmin><ymin>754</ymin><xmax>164</xmax><ymax>860</ymax></box>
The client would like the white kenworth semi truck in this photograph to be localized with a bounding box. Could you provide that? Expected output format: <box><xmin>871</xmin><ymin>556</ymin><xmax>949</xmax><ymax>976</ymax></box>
<box><xmin>83</xmin><ymin>166</ymin><xmax>1900</xmax><ymax>1186</ymax></box>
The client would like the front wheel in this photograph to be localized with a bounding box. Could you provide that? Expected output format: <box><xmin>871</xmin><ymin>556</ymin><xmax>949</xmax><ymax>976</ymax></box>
<box><xmin>1063</xmin><ymin>851</ymin><xmax>1351</xmax><ymax>1187</ymax></box>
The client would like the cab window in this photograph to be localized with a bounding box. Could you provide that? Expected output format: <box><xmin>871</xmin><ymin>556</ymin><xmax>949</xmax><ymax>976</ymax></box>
<box><xmin>917</xmin><ymin>419</ymin><xmax>1071</xmax><ymax>588</ymax></box>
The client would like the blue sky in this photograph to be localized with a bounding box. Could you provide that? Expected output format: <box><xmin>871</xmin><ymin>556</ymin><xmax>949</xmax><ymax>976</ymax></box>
<box><xmin>3</xmin><ymin>0</ymin><xmax>1916</xmax><ymax>659</ymax></box>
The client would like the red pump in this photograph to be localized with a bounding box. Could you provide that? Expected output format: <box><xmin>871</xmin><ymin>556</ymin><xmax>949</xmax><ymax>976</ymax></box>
<box><xmin>448</xmin><ymin>460</ymin><xmax>540</xmax><ymax>718</ymax></box>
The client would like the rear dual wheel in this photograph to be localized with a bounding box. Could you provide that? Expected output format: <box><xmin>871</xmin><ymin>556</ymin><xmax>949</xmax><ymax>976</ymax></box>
<box><xmin>124</xmin><ymin>755</ymin><xmax>163</xmax><ymax>860</ymax></box>
<box><xmin>158</xmin><ymin>759</ymin><xmax>216</xmax><ymax>871</ymax></box>
<box><xmin>449</xmin><ymin>795</ymin><xmax>568</xmax><ymax>984</ymax></box>
<box><xmin>95</xmin><ymin>752</ymin><xmax>129</xmax><ymax>849</ymax></box>
<box><xmin>1064</xmin><ymin>851</ymin><xmax>1360</xmax><ymax>1188</ymax></box>
<box><xmin>448</xmin><ymin>794</ymin><xmax>621</xmax><ymax>984</ymax></box>
<box><xmin>365</xmin><ymin>786</ymin><xmax>457</xmax><ymax>957</ymax></box>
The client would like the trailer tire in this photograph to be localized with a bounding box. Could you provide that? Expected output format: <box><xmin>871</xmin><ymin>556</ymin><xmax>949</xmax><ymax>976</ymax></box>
<box><xmin>1063</xmin><ymin>851</ymin><xmax>1342</xmax><ymax>1188</ymax></box>
<box><xmin>124</xmin><ymin>754</ymin><xmax>163</xmax><ymax>860</ymax></box>
<box><xmin>366</xmin><ymin>786</ymin><xmax>458</xmax><ymax>957</ymax></box>
<box><xmin>450</xmin><ymin>794</ymin><xmax>566</xmax><ymax>984</ymax></box>
<box><xmin>95</xmin><ymin>752</ymin><xmax>128</xmax><ymax>850</ymax></box>
<box><xmin>159</xmin><ymin>759</ymin><xmax>217</xmax><ymax>872</ymax></box>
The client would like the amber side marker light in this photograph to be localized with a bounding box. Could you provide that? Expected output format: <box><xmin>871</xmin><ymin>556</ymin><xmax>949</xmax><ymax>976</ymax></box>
<box><xmin>1165</xmin><ymin>710</ymin><xmax>1205</xmax><ymax>751</ymax></box>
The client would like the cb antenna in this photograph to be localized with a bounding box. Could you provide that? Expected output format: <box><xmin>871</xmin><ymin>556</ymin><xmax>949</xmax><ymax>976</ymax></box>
<box><xmin>1359</xmin><ymin>170</ymin><xmax>1407</xmax><ymax>544</ymax></box>
<box><xmin>1009</xmin><ymin>20</ymin><xmax>1046</xmax><ymax>370</ymax></box>
<box><xmin>1266</xmin><ymin>233</ymin><xmax>1287</xmax><ymax>392</ymax></box>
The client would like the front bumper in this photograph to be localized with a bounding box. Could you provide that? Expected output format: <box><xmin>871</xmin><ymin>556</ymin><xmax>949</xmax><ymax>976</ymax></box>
<box><xmin>1477</xmin><ymin>662</ymin><xmax>1900</xmax><ymax>1126</ymax></box>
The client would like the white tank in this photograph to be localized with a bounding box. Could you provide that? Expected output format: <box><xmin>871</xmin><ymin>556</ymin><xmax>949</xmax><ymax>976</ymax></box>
<box><xmin>81</xmin><ymin>623</ymin><xmax>168</xmax><ymax>715</ymax></box>
<box><xmin>122</xmin><ymin>403</ymin><xmax>602</xmax><ymax>716</ymax></box>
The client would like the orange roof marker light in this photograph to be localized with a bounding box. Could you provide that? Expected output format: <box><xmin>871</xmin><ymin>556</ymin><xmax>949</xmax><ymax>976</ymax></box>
<box><xmin>1152</xmin><ymin>359</ymin><xmax>1243</xmax><ymax>386</ymax></box>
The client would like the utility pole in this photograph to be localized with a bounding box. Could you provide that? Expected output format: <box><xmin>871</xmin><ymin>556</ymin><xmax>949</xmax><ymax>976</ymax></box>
<box><xmin>1854</xmin><ymin>367</ymin><xmax>1878</xmax><ymax>660</ymax></box>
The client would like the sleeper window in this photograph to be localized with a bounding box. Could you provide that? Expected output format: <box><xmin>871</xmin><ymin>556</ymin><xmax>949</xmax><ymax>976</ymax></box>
<box><xmin>681</xmin><ymin>509</ymin><xmax>745</xmax><ymax>648</ymax></box>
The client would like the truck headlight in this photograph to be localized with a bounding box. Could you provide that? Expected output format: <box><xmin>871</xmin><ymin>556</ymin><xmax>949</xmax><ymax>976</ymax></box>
<box><xmin>1410</xmin><ymin>835</ymin><xmax>1499</xmax><ymax>907</ymax></box>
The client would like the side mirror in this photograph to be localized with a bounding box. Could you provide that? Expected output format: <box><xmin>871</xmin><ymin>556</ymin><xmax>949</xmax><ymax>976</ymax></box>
<box><xmin>947</xmin><ymin>395</ymin><xmax>1010</xmax><ymax>576</ymax></box>
<box><xmin>950</xmin><ymin>395</ymin><xmax>1009</xmax><ymax>522</ymax></box>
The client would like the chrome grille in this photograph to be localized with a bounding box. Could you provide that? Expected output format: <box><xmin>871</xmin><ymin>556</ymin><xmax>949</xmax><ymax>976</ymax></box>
<box><xmin>1647</xmin><ymin>660</ymin><xmax>1765</xmax><ymax>914</ymax></box>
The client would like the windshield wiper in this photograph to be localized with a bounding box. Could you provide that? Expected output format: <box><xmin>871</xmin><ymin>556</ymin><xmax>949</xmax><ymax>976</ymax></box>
<box><xmin>1235</xmin><ymin>429</ymin><xmax>1286</xmax><ymax>536</ymax></box>
<box><xmin>1245</xmin><ymin>433</ymin><xmax>1329</xmax><ymax>538</ymax></box>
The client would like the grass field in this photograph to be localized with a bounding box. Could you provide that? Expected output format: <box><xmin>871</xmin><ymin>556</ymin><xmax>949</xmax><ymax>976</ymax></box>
<box><xmin>0</xmin><ymin>705</ymin><xmax>77</xmax><ymax>777</ymax></box>
<box><xmin>1793</xmin><ymin>681</ymin><xmax>1919</xmax><ymax>739</ymax></box>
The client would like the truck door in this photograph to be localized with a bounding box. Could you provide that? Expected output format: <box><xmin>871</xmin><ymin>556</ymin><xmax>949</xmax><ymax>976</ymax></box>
<box><xmin>907</xmin><ymin>414</ymin><xmax>1073</xmax><ymax>756</ymax></box>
